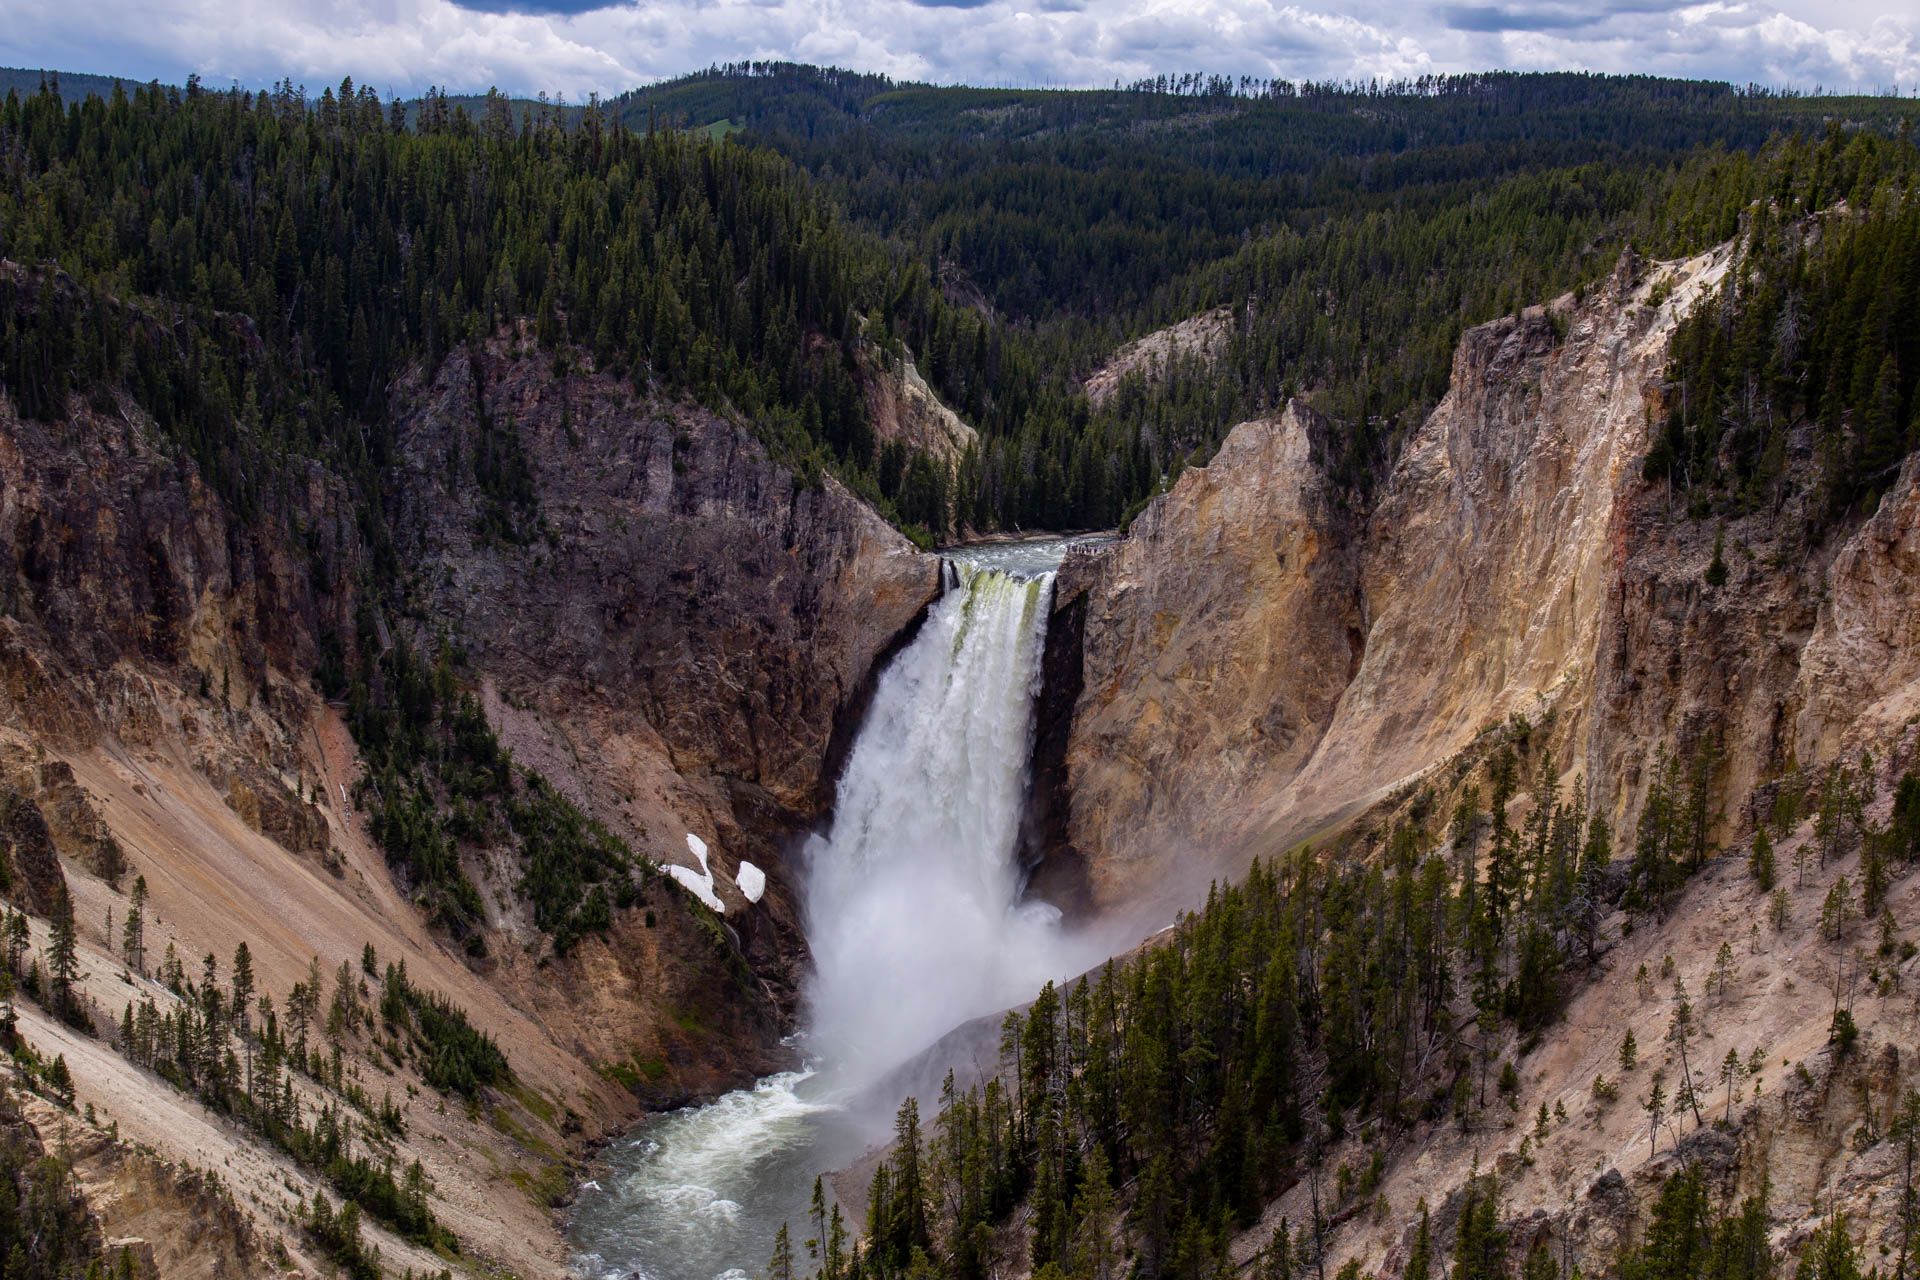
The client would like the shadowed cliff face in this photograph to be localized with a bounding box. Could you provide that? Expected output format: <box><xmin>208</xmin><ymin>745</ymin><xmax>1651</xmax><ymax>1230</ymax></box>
<box><xmin>0</xmin><ymin>376</ymin><xmax>361</xmax><ymax>754</ymax></box>
<box><xmin>1054</xmin><ymin>241</ymin><xmax>1920</xmax><ymax>912</ymax></box>
<box><xmin>385</xmin><ymin>332</ymin><xmax>942</xmax><ymax>1010</ymax></box>
<box><xmin>388</xmin><ymin>334</ymin><xmax>937</xmax><ymax>834</ymax></box>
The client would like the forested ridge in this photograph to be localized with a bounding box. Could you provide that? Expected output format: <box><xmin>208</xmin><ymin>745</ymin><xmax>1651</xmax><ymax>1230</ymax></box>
<box><xmin>5</xmin><ymin>67</ymin><xmax>1918</xmax><ymax>539</ymax></box>
<box><xmin>613</xmin><ymin>65</ymin><xmax>1920</xmax><ymax>512</ymax></box>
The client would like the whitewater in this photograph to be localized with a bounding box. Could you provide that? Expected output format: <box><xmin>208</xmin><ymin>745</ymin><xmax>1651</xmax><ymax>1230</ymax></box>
<box><xmin>569</xmin><ymin>536</ymin><xmax>1108</xmax><ymax>1280</ymax></box>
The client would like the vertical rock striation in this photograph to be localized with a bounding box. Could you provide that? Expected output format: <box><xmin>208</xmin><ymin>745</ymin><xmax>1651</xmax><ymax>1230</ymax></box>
<box><xmin>1055</xmin><ymin>241</ymin><xmax>1920</xmax><ymax>911</ymax></box>
<box><xmin>1056</xmin><ymin>401</ymin><xmax>1360</xmax><ymax>911</ymax></box>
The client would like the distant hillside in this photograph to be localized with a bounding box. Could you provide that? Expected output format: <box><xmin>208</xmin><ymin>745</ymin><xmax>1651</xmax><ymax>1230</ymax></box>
<box><xmin>0</xmin><ymin>66</ymin><xmax>143</xmax><ymax>100</ymax></box>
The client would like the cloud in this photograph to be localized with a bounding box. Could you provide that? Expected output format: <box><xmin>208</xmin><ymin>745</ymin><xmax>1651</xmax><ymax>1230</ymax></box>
<box><xmin>0</xmin><ymin>0</ymin><xmax>1914</xmax><ymax>100</ymax></box>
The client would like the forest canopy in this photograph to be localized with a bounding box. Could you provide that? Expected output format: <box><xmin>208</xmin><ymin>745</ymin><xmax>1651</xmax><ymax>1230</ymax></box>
<box><xmin>3</xmin><ymin>68</ymin><xmax>1918</xmax><ymax>540</ymax></box>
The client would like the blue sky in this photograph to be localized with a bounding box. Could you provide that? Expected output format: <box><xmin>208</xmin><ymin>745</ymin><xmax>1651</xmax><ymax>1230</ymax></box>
<box><xmin>3</xmin><ymin>0</ymin><xmax>1915</xmax><ymax>100</ymax></box>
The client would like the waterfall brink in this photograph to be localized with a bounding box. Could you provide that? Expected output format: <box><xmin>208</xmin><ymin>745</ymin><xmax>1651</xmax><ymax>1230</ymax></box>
<box><xmin>802</xmin><ymin>557</ymin><xmax>1068</xmax><ymax>1087</ymax></box>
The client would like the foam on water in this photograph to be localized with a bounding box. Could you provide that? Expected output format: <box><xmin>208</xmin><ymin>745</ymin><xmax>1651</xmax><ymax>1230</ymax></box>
<box><xmin>569</xmin><ymin>1070</ymin><xmax>852</xmax><ymax>1280</ymax></box>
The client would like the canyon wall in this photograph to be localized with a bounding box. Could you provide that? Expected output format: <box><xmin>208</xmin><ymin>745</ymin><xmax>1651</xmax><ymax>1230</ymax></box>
<box><xmin>1054</xmin><ymin>241</ymin><xmax>1920</xmax><ymax>914</ymax></box>
<box><xmin>1052</xmin><ymin>402</ymin><xmax>1360</xmax><ymax>910</ymax></box>
<box><xmin>386</xmin><ymin>332</ymin><xmax>939</xmax><ymax>1001</ymax></box>
<box><xmin>0</xmin><ymin>272</ymin><xmax>938</xmax><ymax>1274</ymax></box>
<box><xmin>1049</xmin><ymin>244</ymin><xmax>1920</xmax><ymax>1273</ymax></box>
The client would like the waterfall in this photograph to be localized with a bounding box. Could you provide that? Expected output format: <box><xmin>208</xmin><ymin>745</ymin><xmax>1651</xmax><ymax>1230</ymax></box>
<box><xmin>801</xmin><ymin>556</ymin><xmax>1069</xmax><ymax>1085</ymax></box>
<box><xmin>571</xmin><ymin>539</ymin><xmax>1110</xmax><ymax>1280</ymax></box>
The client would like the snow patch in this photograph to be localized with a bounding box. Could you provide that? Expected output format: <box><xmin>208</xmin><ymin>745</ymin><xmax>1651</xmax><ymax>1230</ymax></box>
<box><xmin>665</xmin><ymin>832</ymin><xmax>725</xmax><ymax>913</ymax></box>
<box><xmin>735</xmin><ymin>861</ymin><xmax>766</xmax><ymax>903</ymax></box>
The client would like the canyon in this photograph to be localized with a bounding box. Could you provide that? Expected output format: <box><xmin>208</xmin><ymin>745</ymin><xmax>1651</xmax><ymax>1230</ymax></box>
<box><xmin>3</xmin><ymin>234</ymin><xmax>1918</xmax><ymax>1279</ymax></box>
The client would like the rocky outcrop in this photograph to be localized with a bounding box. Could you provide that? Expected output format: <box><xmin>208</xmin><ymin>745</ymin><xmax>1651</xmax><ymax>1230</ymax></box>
<box><xmin>1</xmin><ymin>745</ymin><xmax>124</xmax><ymax>885</ymax></box>
<box><xmin>0</xmin><ymin>352</ymin><xmax>360</xmax><ymax>717</ymax></box>
<box><xmin>857</xmin><ymin>341</ymin><xmax>979</xmax><ymax>467</ymax></box>
<box><xmin>1791</xmin><ymin>452</ymin><xmax>1920</xmax><ymax>760</ymax></box>
<box><xmin>1277</xmin><ymin>251</ymin><xmax>1732</xmax><ymax>845</ymax></box>
<box><xmin>0</xmin><ymin>785</ymin><xmax>70</xmax><ymax>915</ymax></box>
<box><xmin>1083</xmin><ymin>307</ymin><xmax>1234</xmax><ymax>409</ymax></box>
<box><xmin>1054</xmin><ymin>403</ymin><xmax>1360</xmax><ymax>909</ymax></box>
<box><xmin>1581</xmin><ymin>345</ymin><xmax>1920</xmax><ymax>841</ymax></box>
<box><xmin>387</xmin><ymin>334</ymin><xmax>940</xmax><ymax>900</ymax></box>
<box><xmin>57</xmin><ymin>1108</ymin><xmax>261</xmax><ymax>1280</ymax></box>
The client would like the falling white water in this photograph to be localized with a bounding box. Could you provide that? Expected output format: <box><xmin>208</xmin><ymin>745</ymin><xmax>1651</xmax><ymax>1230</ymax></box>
<box><xmin>803</xmin><ymin>555</ymin><xmax>1079</xmax><ymax>1085</ymax></box>
<box><xmin>571</xmin><ymin>537</ymin><xmax>1108</xmax><ymax>1280</ymax></box>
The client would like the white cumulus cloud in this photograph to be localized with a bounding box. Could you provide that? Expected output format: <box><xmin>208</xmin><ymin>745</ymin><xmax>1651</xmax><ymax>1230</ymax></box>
<box><xmin>0</xmin><ymin>0</ymin><xmax>1914</xmax><ymax>101</ymax></box>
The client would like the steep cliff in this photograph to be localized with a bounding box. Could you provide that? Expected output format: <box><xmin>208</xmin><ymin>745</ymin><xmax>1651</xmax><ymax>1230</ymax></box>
<box><xmin>386</xmin><ymin>332</ymin><xmax>938</xmax><ymax>1007</ymax></box>
<box><xmin>1054</xmin><ymin>245</ymin><xmax>1791</xmax><ymax>907</ymax></box>
<box><xmin>1045</xmin><ymin>243</ymin><xmax>1920</xmax><ymax>1272</ymax></box>
<box><xmin>856</xmin><ymin>340</ymin><xmax>980</xmax><ymax>468</ymax></box>
<box><xmin>1082</xmin><ymin>307</ymin><xmax>1234</xmax><ymax>409</ymax></box>
<box><xmin>1052</xmin><ymin>403</ymin><xmax>1360</xmax><ymax>909</ymax></box>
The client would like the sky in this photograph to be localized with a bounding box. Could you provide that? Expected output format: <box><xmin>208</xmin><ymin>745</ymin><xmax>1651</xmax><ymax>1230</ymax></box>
<box><xmin>3</xmin><ymin>0</ymin><xmax>1917</xmax><ymax>102</ymax></box>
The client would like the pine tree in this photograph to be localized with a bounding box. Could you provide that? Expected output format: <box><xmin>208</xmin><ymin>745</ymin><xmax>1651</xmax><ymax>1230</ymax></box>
<box><xmin>230</xmin><ymin>943</ymin><xmax>255</xmax><ymax>1038</ymax></box>
<box><xmin>121</xmin><ymin>876</ymin><xmax>147</xmax><ymax>975</ymax></box>
<box><xmin>1667</xmin><ymin>981</ymin><xmax>1704</xmax><ymax>1127</ymax></box>
<box><xmin>1709</xmin><ymin>940</ymin><xmax>1738</xmax><ymax>1004</ymax></box>
<box><xmin>47</xmin><ymin>889</ymin><xmax>81</xmax><ymax>1023</ymax></box>
<box><xmin>1721</xmin><ymin>1048</ymin><xmax>1744</xmax><ymax>1121</ymax></box>
<box><xmin>232</xmin><ymin>941</ymin><xmax>256</xmax><ymax>1094</ymax></box>
<box><xmin>4</xmin><ymin>908</ymin><xmax>27</xmax><ymax>974</ymax></box>
<box><xmin>48</xmin><ymin>1053</ymin><xmax>75</xmax><ymax>1106</ymax></box>
<box><xmin>1795</xmin><ymin>1215</ymin><xmax>1864</xmax><ymax>1280</ymax></box>
<box><xmin>1451</xmin><ymin>1172</ymin><xmax>1507</xmax><ymax>1280</ymax></box>
<box><xmin>1066</xmin><ymin>1144</ymin><xmax>1119</xmax><ymax>1280</ymax></box>
<box><xmin>1405</xmin><ymin>1201</ymin><xmax>1432</xmax><ymax>1280</ymax></box>
<box><xmin>767</xmin><ymin>1222</ymin><xmax>795</xmax><ymax>1280</ymax></box>
<box><xmin>1820</xmin><ymin>877</ymin><xmax>1854</xmax><ymax>942</ymax></box>
<box><xmin>1625</xmin><ymin>1164</ymin><xmax>1711</xmax><ymax>1280</ymax></box>
<box><xmin>1749</xmin><ymin>827</ymin><xmax>1776</xmax><ymax>890</ymax></box>
<box><xmin>1645</xmin><ymin>1070</ymin><xmax>1669</xmax><ymax>1157</ymax></box>
<box><xmin>1892</xmin><ymin>1090</ymin><xmax>1920</xmax><ymax>1280</ymax></box>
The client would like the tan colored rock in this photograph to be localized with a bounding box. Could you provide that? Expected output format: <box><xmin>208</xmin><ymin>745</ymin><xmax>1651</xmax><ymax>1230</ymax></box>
<box><xmin>857</xmin><ymin>340</ymin><xmax>980</xmax><ymax>467</ymax></box>
<box><xmin>1083</xmin><ymin>307</ymin><xmax>1233</xmax><ymax>409</ymax></box>
<box><xmin>1059</xmin><ymin>401</ymin><xmax>1359</xmax><ymax>910</ymax></box>
<box><xmin>1792</xmin><ymin>453</ymin><xmax>1920</xmax><ymax>760</ymax></box>
<box><xmin>1057</xmin><ymin>244</ymin><xmax>1920</xmax><ymax>1155</ymax></box>
<box><xmin>1276</xmin><ymin>252</ymin><xmax>1725</xmax><ymax>843</ymax></box>
<box><xmin>1059</xmin><ymin>245</ymin><xmax>1758</xmax><ymax>905</ymax></box>
<box><xmin>3</xmin><ymin>752</ymin><xmax>127</xmax><ymax>890</ymax></box>
<box><xmin>223</xmin><ymin>770</ymin><xmax>327</xmax><ymax>857</ymax></box>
